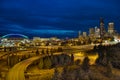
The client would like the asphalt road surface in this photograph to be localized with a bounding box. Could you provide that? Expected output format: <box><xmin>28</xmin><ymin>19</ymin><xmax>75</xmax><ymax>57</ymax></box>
<box><xmin>6</xmin><ymin>56</ymin><xmax>43</xmax><ymax>80</ymax></box>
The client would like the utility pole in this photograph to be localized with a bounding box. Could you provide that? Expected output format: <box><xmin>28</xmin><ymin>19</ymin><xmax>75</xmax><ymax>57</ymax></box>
<box><xmin>7</xmin><ymin>52</ymin><xmax>10</xmax><ymax>69</ymax></box>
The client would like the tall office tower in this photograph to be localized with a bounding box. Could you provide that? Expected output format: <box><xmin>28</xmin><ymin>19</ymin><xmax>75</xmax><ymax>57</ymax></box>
<box><xmin>83</xmin><ymin>32</ymin><xmax>87</xmax><ymax>37</ymax></box>
<box><xmin>100</xmin><ymin>18</ymin><xmax>106</xmax><ymax>38</ymax></box>
<box><xmin>89</xmin><ymin>28</ymin><xmax>95</xmax><ymax>36</ymax></box>
<box><xmin>95</xmin><ymin>26</ymin><xmax>98</xmax><ymax>32</ymax></box>
<box><xmin>108</xmin><ymin>22</ymin><xmax>114</xmax><ymax>34</ymax></box>
<box><xmin>78</xmin><ymin>31</ymin><xmax>81</xmax><ymax>38</ymax></box>
<box><xmin>95</xmin><ymin>26</ymin><xmax>100</xmax><ymax>37</ymax></box>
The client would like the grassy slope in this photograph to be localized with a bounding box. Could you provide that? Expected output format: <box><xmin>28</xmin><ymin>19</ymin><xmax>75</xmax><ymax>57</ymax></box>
<box><xmin>26</xmin><ymin>65</ymin><xmax>120</xmax><ymax>80</ymax></box>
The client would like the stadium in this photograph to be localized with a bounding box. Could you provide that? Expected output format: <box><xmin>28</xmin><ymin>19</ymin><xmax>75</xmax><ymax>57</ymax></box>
<box><xmin>0</xmin><ymin>34</ymin><xmax>30</xmax><ymax>47</ymax></box>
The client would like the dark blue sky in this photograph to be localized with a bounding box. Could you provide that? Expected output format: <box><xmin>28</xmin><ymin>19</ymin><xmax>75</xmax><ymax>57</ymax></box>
<box><xmin>0</xmin><ymin>0</ymin><xmax>120</xmax><ymax>38</ymax></box>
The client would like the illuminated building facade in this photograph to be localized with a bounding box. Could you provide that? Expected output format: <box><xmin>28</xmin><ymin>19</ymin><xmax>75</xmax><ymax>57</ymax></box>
<box><xmin>108</xmin><ymin>22</ymin><xmax>114</xmax><ymax>34</ymax></box>
<box><xmin>100</xmin><ymin>18</ymin><xmax>106</xmax><ymax>38</ymax></box>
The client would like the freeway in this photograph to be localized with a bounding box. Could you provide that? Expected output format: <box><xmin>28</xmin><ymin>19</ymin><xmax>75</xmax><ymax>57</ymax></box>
<box><xmin>6</xmin><ymin>56</ymin><xmax>44</xmax><ymax>80</ymax></box>
<box><xmin>6</xmin><ymin>52</ymin><xmax>63</xmax><ymax>80</ymax></box>
<box><xmin>0</xmin><ymin>50</ymin><xmax>30</xmax><ymax>60</ymax></box>
<box><xmin>6</xmin><ymin>42</ymin><xmax>118</xmax><ymax>80</ymax></box>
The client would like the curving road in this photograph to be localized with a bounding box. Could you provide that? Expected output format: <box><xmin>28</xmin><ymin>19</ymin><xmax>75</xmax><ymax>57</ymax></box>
<box><xmin>6</xmin><ymin>56</ymin><xmax>45</xmax><ymax>80</ymax></box>
<box><xmin>6</xmin><ymin>53</ymin><xmax>62</xmax><ymax>80</ymax></box>
<box><xmin>5</xmin><ymin>45</ymin><xmax>94</xmax><ymax>80</ymax></box>
<box><xmin>6</xmin><ymin>43</ymin><xmax>117</xmax><ymax>80</ymax></box>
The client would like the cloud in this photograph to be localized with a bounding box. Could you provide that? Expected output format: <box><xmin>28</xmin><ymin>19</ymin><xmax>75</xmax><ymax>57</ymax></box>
<box><xmin>31</xmin><ymin>29</ymin><xmax>75</xmax><ymax>34</ymax></box>
<box><xmin>0</xmin><ymin>0</ymin><xmax>120</xmax><ymax>38</ymax></box>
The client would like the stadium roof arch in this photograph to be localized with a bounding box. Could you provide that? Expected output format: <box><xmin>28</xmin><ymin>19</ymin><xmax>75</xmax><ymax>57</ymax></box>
<box><xmin>1</xmin><ymin>34</ymin><xmax>29</xmax><ymax>39</ymax></box>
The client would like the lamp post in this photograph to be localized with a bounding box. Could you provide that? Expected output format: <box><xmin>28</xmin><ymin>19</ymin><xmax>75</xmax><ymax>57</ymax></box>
<box><xmin>7</xmin><ymin>52</ymin><xmax>10</xmax><ymax>70</ymax></box>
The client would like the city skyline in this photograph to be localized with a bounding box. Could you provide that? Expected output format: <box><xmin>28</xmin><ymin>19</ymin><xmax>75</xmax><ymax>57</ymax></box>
<box><xmin>0</xmin><ymin>0</ymin><xmax>120</xmax><ymax>38</ymax></box>
<box><xmin>0</xmin><ymin>19</ymin><xmax>117</xmax><ymax>39</ymax></box>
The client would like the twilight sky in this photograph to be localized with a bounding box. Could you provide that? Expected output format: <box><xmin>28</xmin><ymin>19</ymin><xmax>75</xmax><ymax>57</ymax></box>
<box><xmin>0</xmin><ymin>0</ymin><xmax>120</xmax><ymax>38</ymax></box>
